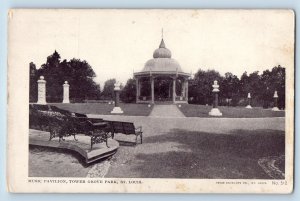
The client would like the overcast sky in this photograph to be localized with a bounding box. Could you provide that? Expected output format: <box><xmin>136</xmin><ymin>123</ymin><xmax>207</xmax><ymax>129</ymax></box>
<box><xmin>14</xmin><ymin>9</ymin><xmax>294</xmax><ymax>88</ymax></box>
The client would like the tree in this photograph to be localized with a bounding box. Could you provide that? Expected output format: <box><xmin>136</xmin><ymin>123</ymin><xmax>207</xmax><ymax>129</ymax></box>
<box><xmin>101</xmin><ymin>79</ymin><xmax>116</xmax><ymax>100</ymax></box>
<box><xmin>239</xmin><ymin>71</ymin><xmax>263</xmax><ymax>106</ymax></box>
<box><xmin>120</xmin><ymin>78</ymin><xmax>136</xmax><ymax>103</ymax></box>
<box><xmin>67</xmin><ymin>58</ymin><xmax>99</xmax><ymax>101</ymax></box>
<box><xmin>189</xmin><ymin>69</ymin><xmax>223</xmax><ymax>105</ymax></box>
<box><xmin>220</xmin><ymin>72</ymin><xmax>240</xmax><ymax>106</ymax></box>
<box><xmin>240</xmin><ymin>71</ymin><xmax>250</xmax><ymax>96</ymax></box>
<box><xmin>29</xmin><ymin>51</ymin><xmax>101</xmax><ymax>102</ymax></box>
<box><xmin>261</xmin><ymin>65</ymin><xmax>285</xmax><ymax>109</ymax></box>
<box><xmin>29</xmin><ymin>62</ymin><xmax>38</xmax><ymax>102</ymax></box>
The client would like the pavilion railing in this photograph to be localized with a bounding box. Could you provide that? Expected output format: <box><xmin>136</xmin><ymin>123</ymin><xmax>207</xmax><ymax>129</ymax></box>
<box><xmin>175</xmin><ymin>96</ymin><xmax>187</xmax><ymax>101</ymax></box>
<box><xmin>138</xmin><ymin>96</ymin><xmax>151</xmax><ymax>101</ymax></box>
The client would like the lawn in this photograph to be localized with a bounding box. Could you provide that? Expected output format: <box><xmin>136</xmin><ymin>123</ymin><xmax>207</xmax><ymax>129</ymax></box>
<box><xmin>49</xmin><ymin>103</ymin><xmax>285</xmax><ymax>118</ymax></box>
<box><xmin>49</xmin><ymin>103</ymin><xmax>153</xmax><ymax>116</ymax></box>
<box><xmin>177</xmin><ymin>104</ymin><xmax>285</xmax><ymax>118</ymax></box>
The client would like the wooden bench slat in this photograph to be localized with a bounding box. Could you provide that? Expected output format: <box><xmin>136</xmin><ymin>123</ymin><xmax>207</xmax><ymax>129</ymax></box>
<box><xmin>107</xmin><ymin>121</ymin><xmax>142</xmax><ymax>144</ymax></box>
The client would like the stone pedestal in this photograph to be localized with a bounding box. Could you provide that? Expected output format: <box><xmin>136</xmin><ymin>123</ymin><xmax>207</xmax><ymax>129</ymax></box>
<box><xmin>272</xmin><ymin>90</ymin><xmax>279</xmax><ymax>111</ymax></box>
<box><xmin>111</xmin><ymin>107</ymin><xmax>124</xmax><ymax>114</ymax></box>
<box><xmin>111</xmin><ymin>82</ymin><xmax>123</xmax><ymax>114</ymax></box>
<box><xmin>209</xmin><ymin>80</ymin><xmax>222</xmax><ymax>116</ymax></box>
<box><xmin>245</xmin><ymin>92</ymin><xmax>252</xmax><ymax>109</ymax></box>
<box><xmin>63</xmin><ymin>81</ymin><xmax>70</xmax><ymax>103</ymax></box>
<box><xmin>209</xmin><ymin>108</ymin><xmax>223</xmax><ymax>116</ymax></box>
<box><xmin>37</xmin><ymin>76</ymin><xmax>46</xmax><ymax>105</ymax></box>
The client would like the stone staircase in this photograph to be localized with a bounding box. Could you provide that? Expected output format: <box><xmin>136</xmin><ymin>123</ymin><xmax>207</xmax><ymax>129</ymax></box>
<box><xmin>149</xmin><ymin>105</ymin><xmax>185</xmax><ymax>117</ymax></box>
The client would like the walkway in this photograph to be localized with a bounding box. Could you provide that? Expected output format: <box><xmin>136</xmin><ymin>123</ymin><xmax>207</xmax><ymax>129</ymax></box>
<box><xmin>149</xmin><ymin>105</ymin><xmax>185</xmax><ymax>117</ymax></box>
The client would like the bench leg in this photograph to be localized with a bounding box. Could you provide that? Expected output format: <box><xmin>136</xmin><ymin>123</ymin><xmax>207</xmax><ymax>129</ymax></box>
<box><xmin>49</xmin><ymin>129</ymin><xmax>56</xmax><ymax>141</ymax></box>
<box><xmin>73</xmin><ymin>134</ymin><xmax>78</xmax><ymax>141</ymax></box>
<box><xmin>135</xmin><ymin>132</ymin><xmax>142</xmax><ymax>144</ymax></box>
<box><xmin>49</xmin><ymin>133</ymin><xmax>53</xmax><ymax>141</ymax></box>
<box><xmin>59</xmin><ymin>136</ymin><xmax>65</xmax><ymax>142</ymax></box>
<box><xmin>106</xmin><ymin>139</ymin><xmax>109</xmax><ymax>148</ymax></box>
<box><xmin>90</xmin><ymin>135</ymin><xmax>109</xmax><ymax>150</ymax></box>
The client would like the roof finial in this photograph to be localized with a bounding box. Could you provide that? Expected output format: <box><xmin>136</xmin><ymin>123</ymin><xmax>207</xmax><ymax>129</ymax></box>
<box><xmin>159</xmin><ymin>28</ymin><xmax>166</xmax><ymax>49</ymax></box>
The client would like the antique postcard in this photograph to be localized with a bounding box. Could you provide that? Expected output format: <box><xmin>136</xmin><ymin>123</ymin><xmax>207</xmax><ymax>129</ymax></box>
<box><xmin>7</xmin><ymin>9</ymin><xmax>294</xmax><ymax>193</ymax></box>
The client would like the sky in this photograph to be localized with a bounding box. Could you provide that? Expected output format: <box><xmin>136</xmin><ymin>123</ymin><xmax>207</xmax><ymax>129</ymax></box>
<box><xmin>10</xmin><ymin>9</ymin><xmax>294</xmax><ymax>88</ymax></box>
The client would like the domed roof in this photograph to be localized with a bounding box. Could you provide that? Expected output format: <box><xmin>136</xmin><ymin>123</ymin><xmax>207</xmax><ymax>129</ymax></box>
<box><xmin>142</xmin><ymin>39</ymin><xmax>183</xmax><ymax>73</ymax></box>
<box><xmin>144</xmin><ymin>58</ymin><xmax>182</xmax><ymax>72</ymax></box>
<box><xmin>153</xmin><ymin>39</ymin><xmax>172</xmax><ymax>58</ymax></box>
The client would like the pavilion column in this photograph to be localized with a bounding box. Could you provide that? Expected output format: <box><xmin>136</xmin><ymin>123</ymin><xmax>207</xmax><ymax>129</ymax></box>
<box><xmin>181</xmin><ymin>80</ymin><xmax>185</xmax><ymax>98</ymax></box>
<box><xmin>172</xmin><ymin>77</ymin><xmax>176</xmax><ymax>103</ymax></box>
<box><xmin>151</xmin><ymin>77</ymin><xmax>154</xmax><ymax>104</ymax></box>
<box><xmin>168</xmin><ymin>82</ymin><xmax>172</xmax><ymax>98</ymax></box>
<box><xmin>136</xmin><ymin>78</ymin><xmax>139</xmax><ymax>103</ymax></box>
<box><xmin>185</xmin><ymin>80</ymin><xmax>189</xmax><ymax>101</ymax></box>
<box><xmin>138</xmin><ymin>81</ymin><xmax>141</xmax><ymax>97</ymax></box>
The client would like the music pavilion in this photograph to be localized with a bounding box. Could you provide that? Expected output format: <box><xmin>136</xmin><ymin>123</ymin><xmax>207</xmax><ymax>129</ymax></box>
<box><xmin>133</xmin><ymin>38</ymin><xmax>190</xmax><ymax>104</ymax></box>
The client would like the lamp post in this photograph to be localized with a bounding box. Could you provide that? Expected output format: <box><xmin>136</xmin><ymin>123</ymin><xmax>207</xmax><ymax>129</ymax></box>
<box><xmin>209</xmin><ymin>80</ymin><xmax>222</xmax><ymax>116</ymax></box>
<box><xmin>111</xmin><ymin>81</ymin><xmax>124</xmax><ymax>114</ymax></box>
<box><xmin>272</xmin><ymin>90</ymin><xmax>279</xmax><ymax>111</ymax></box>
<box><xmin>245</xmin><ymin>92</ymin><xmax>252</xmax><ymax>109</ymax></box>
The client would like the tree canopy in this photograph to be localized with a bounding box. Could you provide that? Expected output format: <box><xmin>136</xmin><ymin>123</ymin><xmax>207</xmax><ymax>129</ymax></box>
<box><xmin>187</xmin><ymin>65</ymin><xmax>285</xmax><ymax>108</ymax></box>
<box><xmin>101</xmin><ymin>78</ymin><xmax>116</xmax><ymax>100</ymax></box>
<box><xmin>29</xmin><ymin>50</ymin><xmax>101</xmax><ymax>102</ymax></box>
<box><xmin>188</xmin><ymin>69</ymin><xmax>223</xmax><ymax>105</ymax></box>
<box><xmin>120</xmin><ymin>78</ymin><xmax>136</xmax><ymax>103</ymax></box>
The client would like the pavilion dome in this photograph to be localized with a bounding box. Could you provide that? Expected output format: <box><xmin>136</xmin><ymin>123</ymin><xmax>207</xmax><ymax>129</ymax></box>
<box><xmin>142</xmin><ymin>39</ymin><xmax>183</xmax><ymax>73</ymax></box>
<box><xmin>153</xmin><ymin>39</ymin><xmax>172</xmax><ymax>58</ymax></box>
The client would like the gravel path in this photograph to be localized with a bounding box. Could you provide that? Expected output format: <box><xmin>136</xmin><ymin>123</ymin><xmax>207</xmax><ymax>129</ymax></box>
<box><xmin>149</xmin><ymin>105</ymin><xmax>185</xmax><ymax>117</ymax></box>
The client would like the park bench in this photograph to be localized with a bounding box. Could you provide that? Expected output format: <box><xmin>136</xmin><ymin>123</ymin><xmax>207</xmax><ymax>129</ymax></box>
<box><xmin>29</xmin><ymin>104</ymin><xmax>110</xmax><ymax>149</ymax></box>
<box><xmin>106</xmin><ymin>121</ymin><xmax>143</xmax><ymax>144</ymax></box>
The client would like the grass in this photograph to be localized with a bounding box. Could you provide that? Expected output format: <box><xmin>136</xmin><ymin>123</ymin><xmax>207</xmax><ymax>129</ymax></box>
<box><xmin>49</xmin><ymin>103</ymin><xmax>153</xmax><ymax>116</ymax></box>
<box><xmin>177</xmin><ymin>104</ymin><xmax>285</xmax><ymax>118</ymax></box>
<box><xmin>107</xmin><ymin>128</ymin><xmax>285</xmax><ymax>179</ymax></box>
<box><xmin>49</xmin><ymin>103</ymin><xmax>285</xmax><ymax>118</ymax></box>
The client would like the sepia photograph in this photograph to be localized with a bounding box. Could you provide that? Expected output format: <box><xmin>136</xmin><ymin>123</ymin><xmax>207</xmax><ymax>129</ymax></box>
<box><xmin>7</xmin><ymin>9</ymin><xmax>294</xmax><ymax>193</ymax></box>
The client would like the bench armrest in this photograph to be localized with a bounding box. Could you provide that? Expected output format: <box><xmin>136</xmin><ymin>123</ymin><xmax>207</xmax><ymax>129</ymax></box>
<box><xmin>86</xmin><ymin>120</ymin><xmax>93</xmax><ymax>126</ymax></box>
<box><xmin>135</xmin><ymin>126</ymin><xmax>142</xmax><ymax>132</ymax></box>
<box><xmin>87</xmin><ymin>117</ymin><xmax>104</xmax><ymax>123</ymax></box>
